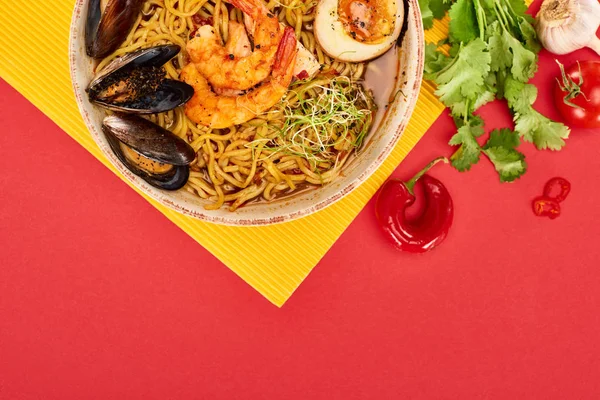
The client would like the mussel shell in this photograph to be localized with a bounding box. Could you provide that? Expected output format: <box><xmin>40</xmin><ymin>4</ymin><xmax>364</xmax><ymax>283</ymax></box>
<box><xmin>86</xmin><ymin>0</ymin><xmax>145</xmax><ymax>59</ymax></box>
<box><xmin>87</xmin><ymin>45</ymin><xmax>192</xmax><ymax>114</ymax></box>
<box><xmin>102</xmin><ymin>114</ymin><xmax>195</xmax><ymax>191</ymax></box>
<box><xmin>89</xmin><ymin>45</ymin><xmax>181</xmax><ymax>86</ymax></box>
<box><xmin>92</xmin><ymin>80</ymin><xmax>194</xmax><ymax>114</ymax></box>
<box><xmin>104</xmin><ymin>127</ymin><xmax>191</xmax><ymax>191</ymax></box>
<box><xmin>103</xmin><ymin>114</ymin><xmax>196</xmax><ymax>166</ymax></box>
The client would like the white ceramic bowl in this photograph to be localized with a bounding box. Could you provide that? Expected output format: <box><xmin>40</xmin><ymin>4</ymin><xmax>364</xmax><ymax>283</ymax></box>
<box><xmin>69</xmin><ymin>0</ymin><xmax>424</xmax><ymax>226</ymax></box>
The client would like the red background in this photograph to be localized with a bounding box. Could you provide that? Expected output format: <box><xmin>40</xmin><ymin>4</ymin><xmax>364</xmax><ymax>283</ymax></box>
<box><xmin>1</xmin><ymin>42</ymin><xmax>600</xmax><ymax>397</ymax></box>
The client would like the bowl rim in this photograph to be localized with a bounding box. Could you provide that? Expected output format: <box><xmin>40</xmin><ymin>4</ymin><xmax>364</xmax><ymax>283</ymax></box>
<box><xmin>69</xmin><ymin>0</ymin><xmax>424</xmax><ymax>226</ymax></box>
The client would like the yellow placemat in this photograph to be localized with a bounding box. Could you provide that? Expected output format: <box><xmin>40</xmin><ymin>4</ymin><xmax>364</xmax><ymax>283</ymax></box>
<box><xmin>0</xmin><ymin>1</ymin><xmax>448</xmax><ymax>306</ymax></box>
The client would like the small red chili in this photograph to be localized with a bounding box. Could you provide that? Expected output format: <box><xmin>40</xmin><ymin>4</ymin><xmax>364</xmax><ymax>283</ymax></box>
<box><xmin>297</xmin><ymin>70</ymin><xmax>309</xmax><ymax>80</ymax></box>
<box><xmin>543</xmin><ymin>177</ymin><xmax>571</xmax><ymax>203</ymax></box>
<box><xmin>375</xmin><ymin>157</ymin><xmax>453</xmax><ymax>253</ymax></box>
<box><xmin>532</xmin><ymin>196</ymin><xmax>561</xmax><ymax>219</ymax></box>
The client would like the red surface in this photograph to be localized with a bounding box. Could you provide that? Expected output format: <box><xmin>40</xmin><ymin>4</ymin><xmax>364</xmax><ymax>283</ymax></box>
<box><xmin>2</xmin><ymin>46</ymin><xmax>600</xmax><ymax>398</ymax></box>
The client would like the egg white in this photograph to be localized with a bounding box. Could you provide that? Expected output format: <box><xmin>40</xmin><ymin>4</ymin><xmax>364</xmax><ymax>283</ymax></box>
<box><xmin>314</xmin><ymin>0</ymin><xmax>405</xmax><ymax>62</ymax></box>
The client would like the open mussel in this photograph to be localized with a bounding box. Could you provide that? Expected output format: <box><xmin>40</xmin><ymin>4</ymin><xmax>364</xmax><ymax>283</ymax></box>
<box><xmin>86</xmin><ymin>0</ymin><xmax>145</xmax><ymax>59</ymax></box>
<box><xmin>103</xmin><ymin>114</ymin><xmax>196</xmax><ymax>191</ymax></box>
<box><xmin>87</xmin><ymin>45</ymin><xmax>194</xmax><ymax>114</ymax></box>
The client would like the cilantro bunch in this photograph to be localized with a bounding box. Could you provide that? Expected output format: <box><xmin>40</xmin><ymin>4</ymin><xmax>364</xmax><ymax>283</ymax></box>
<box><xmin>422</xmin><ymin>0</ymin><xmax>570</xmax><ymax>182</ymax></box>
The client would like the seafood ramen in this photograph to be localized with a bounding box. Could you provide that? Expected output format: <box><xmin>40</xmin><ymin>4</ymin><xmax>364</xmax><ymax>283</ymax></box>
<box><xmin>85</xmin><ymin>0</ymin><xmax>406</xmax><ymax>211</ymax></box>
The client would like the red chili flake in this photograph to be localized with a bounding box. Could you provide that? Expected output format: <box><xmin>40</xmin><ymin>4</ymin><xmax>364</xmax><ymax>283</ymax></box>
<box><xmin>543</xmin><ymin>177</ymin><xmax>571</xmax><ymax>203</ymax></box>
<box><xmin>192</xmin><ymin>15</ymin><xmax>213</xmax><ymax>26</ymax></box>
<box><xmin>296</xmin><ymin>70</ymin><xmax>309</xmax><ymax>80</ymax></box>
<box><xmin>289</xmin><ymin>168</ymin><xmax>303</xmax><ymax>175</ymax></box>
<box><xmin>189</xmin><ymin>28</ymin><xmax>198</xmax><ymax>39</ymax></box>
<box><xmin>532</xmin><ymin>196</ymin><xmax>561</xmax><ymax>219</ymax></box>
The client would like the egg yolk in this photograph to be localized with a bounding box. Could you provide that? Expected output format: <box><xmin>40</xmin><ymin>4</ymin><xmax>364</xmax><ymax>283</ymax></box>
<box><xmin>120</xmin><ymin>142</ymin><xmax>173</xmax><ymax>174</ymax></box>
<box><xmin>338</xmin><ymin>0</ymin><xmax>395</xmax><ymax>44</ymax></box>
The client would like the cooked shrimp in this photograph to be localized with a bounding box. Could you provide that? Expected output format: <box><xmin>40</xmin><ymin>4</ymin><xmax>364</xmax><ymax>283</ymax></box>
<box><xmin>181</xmin><ymin>27</ymin><xmax>298</xmax><ymax>129</ymax></box>
<box><xmin>243</xmin><ymin>13</ymin><xmax>321</xmax><ymax>80</ymax></box>
<box><xmin>224</xmin><ymin>21</ymin><xmax>252</xmax><ymax>59</ymax></box>
<box><xmin>213</xmin><ymin>22</ymin><xmax>252</xmax><ymax>97</ymax></box>
<box><xmin>187</xmin><ymin>0</ymin><xmax>283</xmax><ymax>91</ymax></box>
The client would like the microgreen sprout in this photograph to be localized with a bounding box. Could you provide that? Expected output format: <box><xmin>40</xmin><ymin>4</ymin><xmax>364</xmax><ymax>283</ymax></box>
<box><xmin>245</xmin><ymin>75</ymin><xmax>376</xmax><ymax>170</ymax></box>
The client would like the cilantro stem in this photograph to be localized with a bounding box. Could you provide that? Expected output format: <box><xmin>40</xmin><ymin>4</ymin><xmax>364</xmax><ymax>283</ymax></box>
<box><xmin>463</xmin><ymin>100</ymin><xmax>471</xmax><ymax>124</ymax></box>
<box><xmin>473</xmin><ymin>0</ymin><xmax>487</xmax><ymax>41</ymax></box>
<box><xmin>502</xmin><ymin>0</ymin><xmax>519</xmax><ymax>25</ymax></box>
<box><xmin>432</xmin><ymin>43</ymin><xmax>462</xmax><ymax>79</ymax></box>
<box><xmin>494</xmin><ymin>0</ymin><xmax>510</xmax><ymax>32</ymax></box>
<box><xmin>405</xmin><ymin>157</ymin><xmax>449</xmax><ymax>194</ymax></box>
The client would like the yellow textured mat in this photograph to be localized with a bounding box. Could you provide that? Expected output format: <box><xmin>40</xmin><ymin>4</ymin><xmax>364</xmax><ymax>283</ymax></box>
<box><xmin>0</xmin><ymin>1</ymin><xmax>449</xmax><ymax>306</ymax></box>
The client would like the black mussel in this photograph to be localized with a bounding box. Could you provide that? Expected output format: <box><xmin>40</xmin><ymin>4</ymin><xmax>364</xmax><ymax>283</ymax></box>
<box><xmin>87</xmin><ymin>45</ymin><xmax>194</xmax><ymax>114</ymax></box>
<box><xmin>86</xmin><ymin>0</ymin><xmax>145</xmax><ymax>59</ymax></box>
<box><xmin>103</xmin><ymin>114</ymin><xmax>196</xmax><ymax>191</ymax></box>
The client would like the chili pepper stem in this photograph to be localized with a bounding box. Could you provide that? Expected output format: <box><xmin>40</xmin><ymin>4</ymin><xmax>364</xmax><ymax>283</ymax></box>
<box><xmin>404</xmin><ymin>157</ymin><xmax>449</xmax><ymax>194</ymax></box>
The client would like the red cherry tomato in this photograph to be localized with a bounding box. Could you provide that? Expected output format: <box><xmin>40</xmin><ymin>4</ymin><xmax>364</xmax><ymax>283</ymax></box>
<box><xmin>553</xmin><ymin>60</ymin><xmax>600</xmax><ymax>129</ymax></box>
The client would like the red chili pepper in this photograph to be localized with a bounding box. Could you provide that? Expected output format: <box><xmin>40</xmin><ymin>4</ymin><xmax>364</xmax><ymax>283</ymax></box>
<box><xmin>532</xmin><ymin>196</ymin><xmax>561</xmax><ymax>219</ymax></box>
<box><xmin>375</xmin><ymin>157</ymin><xmax>453</xmax><ymax>253</ymax></box>
<box><xmin>296</xmin><ymin>70</ymin><xmax>309</xmax><ymax>80</ymax></box>
<box><xmin>543</xmin><ymin>177</ymin><xmax>571</xmax><ymax>203</ymax></box>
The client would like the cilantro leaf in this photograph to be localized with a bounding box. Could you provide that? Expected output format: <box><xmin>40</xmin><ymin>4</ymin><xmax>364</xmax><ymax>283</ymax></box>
<box><xmin>419</xmin><ymin>0</ymin><xmax>435</xmax><ymax>29</ymax></box>
<box><xmin>434</xmin><ymin>39</ymin><xmax>491</xmax><ymax>106</ymax></box>
<box><xmin>513</xmin><ymin>111</ymin><xmax>570</xmax><ymax>150</ymax></box>
<box><xmin>449</xmin><ymin>116</ymin><xmax>485</xmax><ymax>171</ymax></box>
<box><xmin>450</xmin><ymin>82</ymin><xmax>495</xmax><ymax>118</ymax></box>
<box><xmin>517</xmin><ymin>17</ymin><xmax>541</xmax><ymax>53</ymax></box>
<box><xmin>505</xmin><ymin>0</ymin><xmax>529</xmax><ymax>19</ymax></box>
<box><xmin>487</xmin><ymin>21</ymin><xmax>537</xmax><ymax>81</ymax></box>
<box><xmin>424</xmin><ymin>43</ymin><xmax>451</xmax><ymax>80</ymax></box>
<box><xmin>473</xmin><ymin>89</ymin><xmax>496</xmax><ymax>110</ymax></box>
<box><xmin>484</xmin><ymin>128</ymin><xmax>521</xmax><ymax>149</ymax></box>
<box><xmin>449</xmin><ymin>101</ymin><xmax>470</xmax><ymax>119</ymax></box>
<box><xmin>503</xmin><ymin>31</ymin><xmax>537</xmax><ymax>82</ymax></box>
<box><xmin>487</xmin><ymin>22</ymin><xmax>512</xmax><ymax>73</ymax></box>
<box><xmin>482</xmin><ymin>128</ymin><xmax>527</xmax><ymax>182</ymax></box>
<box><xmin>503</xmin><ymin>75</ymin><xmax>537</xmax><ymax>111</ymax></box>
<box><xmin>448</xmin><ymin>0</ymin><xmax>479</xmax><ymax>43</ymax></box>
<box><xmin>484</xmin><ymin>147</ymin><xmax>527</xmax><ymax>182</ymax></box>
<box><xmin>429</xmin><ymin>0</ymin><xmax>452</xmax><ymax>19</ymax></box>
<box><xmin>504</xmin><ymin>77</ymin><xmax>571</xmax><ymax>150</ymax></box>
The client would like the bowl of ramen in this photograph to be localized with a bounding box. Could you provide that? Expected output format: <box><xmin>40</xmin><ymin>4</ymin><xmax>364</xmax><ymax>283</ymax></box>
<box><xmin>69</xmin><ymin>0</ymin><xmax>424</xmax><ymax>225</ymax></box>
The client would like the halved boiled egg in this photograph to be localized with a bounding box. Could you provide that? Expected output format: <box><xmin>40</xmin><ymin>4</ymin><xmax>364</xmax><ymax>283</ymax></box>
<box><xmin>314</xmin><ymin>0</ymin><xmax>405</xmax><ymax>62</ymax></box>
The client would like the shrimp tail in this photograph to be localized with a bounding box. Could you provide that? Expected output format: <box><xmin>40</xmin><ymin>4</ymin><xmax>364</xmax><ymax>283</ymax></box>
<box><xmin>230</xmin><ymin>0</ymin><xmax>266</xmax><ymax>17</ymax></box>
<box><xmin>272</xmin><ymin>27</ymin><xmax>297</xmax><ymax>78</ymax></box>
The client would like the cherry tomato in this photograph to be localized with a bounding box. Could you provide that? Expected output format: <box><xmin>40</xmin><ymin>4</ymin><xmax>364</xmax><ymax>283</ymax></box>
<box><xmin>553</xmin><ymin>60</ymin><xmax>600</xmax><ymax>129</ymax></box>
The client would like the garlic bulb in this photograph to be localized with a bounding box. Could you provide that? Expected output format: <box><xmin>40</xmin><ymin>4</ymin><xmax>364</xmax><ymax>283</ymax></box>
<box><xmin>536</xmin><ymin>0</ymin><xmax>600</xmax><ymax>55</ymax></box>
